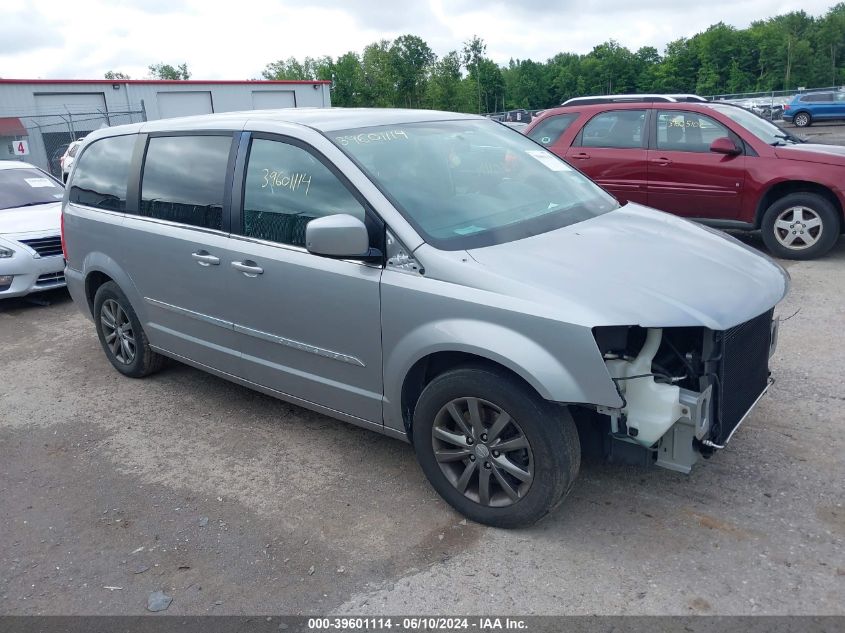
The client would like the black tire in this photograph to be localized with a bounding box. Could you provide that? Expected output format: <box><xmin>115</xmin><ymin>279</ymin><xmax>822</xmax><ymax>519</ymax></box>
<box><xmin>793</xmin><ymin>111</ymin><xmax>811</xmax><ymax>128</ymax></box>
<box><xmin>93</xmin><ymin>281</ymin><xmax>165</xmax><ymax>378</ymax></box>
<box><xmin>412</xmin><ymin>366</ymin><xmax>580</xmax><ymax>528</ymax></box>
<box><xmin>760</xmin><ymin>192</ymin><xmax>840</xmax><ymax>260</ymax></box>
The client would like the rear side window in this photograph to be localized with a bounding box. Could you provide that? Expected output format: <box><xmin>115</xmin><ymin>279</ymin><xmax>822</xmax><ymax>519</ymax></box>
<box><xmin>69</xmin><ymin>135</ymin><xmax>136</xmax><ymax>211</ymax></box>
<box><xmin>527</xmin><ymin>114</ymin><xmax>579</xmax><ymax>146</ymax></box>
<box><xmin>242</xmin><ymin>138</ymin><xmax>366</xmax><ymax>248</ymax></box>
<box><xmin>139</xmin><ymin>135</ymin><xmax>233</xmax><ymax>231</ymax></box>
<box><xmin>800</xmin><ymin>93</ymin><xmax>832</xmax><ymax>103</ymax></box>
<box><xmin>580</xmin><ymin>110</ymin><xmax>646</xmax><ymax>149</ymax></box>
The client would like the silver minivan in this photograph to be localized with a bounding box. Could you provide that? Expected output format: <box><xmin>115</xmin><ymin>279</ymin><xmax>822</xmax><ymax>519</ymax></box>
<box><xmin>62</xmin><ymin>109</ymin><xmax>788</xmax><ymax>527</ymax></box>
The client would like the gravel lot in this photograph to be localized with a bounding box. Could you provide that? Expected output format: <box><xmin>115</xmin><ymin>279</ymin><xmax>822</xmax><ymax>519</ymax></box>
<box><xmin>1</xmin><ymin>238</ymin><xmax>844</xmax><ymax>614</ymax></box>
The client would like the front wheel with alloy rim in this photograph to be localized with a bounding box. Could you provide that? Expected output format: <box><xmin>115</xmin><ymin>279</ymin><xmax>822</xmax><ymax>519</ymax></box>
<box><xmin>793</xmin><ymin>112</ymin><xmax>811</xmax><ymax>127</ymax></box>
<box><xmin>93</xmin><ymin>281</ymin><xmax>165</xmax><ymax>378</ymax></box>
<box><xmin>412</xmin><ymin>366</ymin><xmax>580</xmax><ymax>528</ymax></box>
<box><xmin>760</xmin><ymin>193</ymin><xmax>840</xmax><ymax>260</ymax></box>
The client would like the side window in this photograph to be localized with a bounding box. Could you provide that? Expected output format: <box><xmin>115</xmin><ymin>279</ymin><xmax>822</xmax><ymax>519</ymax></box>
<box><xmin>242</xmin><ymin>138</ymin><xmax>366</xmax><ymax>248</ymax></box>
<box><xmin>836</xmin><ymin>93</ymin><xmax>845</xmax><ymax>103</ymax></box>
<box><xmin>68</xmin><ymin>135</ymin><xmax>136</xmax><ymax>211</ymax></box>
<box><xmin>580</xmin><ymin>110</ymin><xmax>646</xmax><ymax>149</ymax></box>
<box><xmin>656</xmin><ymin>110</ymin><xmax>732</xmax><ymax>153</ymax></box>
<box><xmin>527</xmin><ymin>113</ymin><xmax>579</xmax><ymax>146</ymax></box>
<box><xmin>139</xmin><ymin>135</ymin><xmax>232</xmax><ymax>230</ymax></box>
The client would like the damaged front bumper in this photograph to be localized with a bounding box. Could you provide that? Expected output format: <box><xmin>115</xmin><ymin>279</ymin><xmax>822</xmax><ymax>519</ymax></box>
<box><xmin>596</xmin><ymin>310</ymin><xmax>779</xmax><ymax>474</ymax></box>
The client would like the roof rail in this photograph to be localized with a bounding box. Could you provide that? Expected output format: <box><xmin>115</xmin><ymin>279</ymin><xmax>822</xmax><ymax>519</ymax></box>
<box><xmin>560</xmin><ymin>94</ymin><xmax>708</xmax><ymax>106</ymax></box>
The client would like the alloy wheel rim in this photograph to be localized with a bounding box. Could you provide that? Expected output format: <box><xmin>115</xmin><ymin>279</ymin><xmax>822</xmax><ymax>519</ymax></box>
<box><xmin>101</xmin><ymin>299</ymin><xmax>136</xmax><ymax>364</ymax></box>
<box><xmin>773</xmin><ymin>206</ymin><xmax>823</xmax><ymax>250</ymax></box>
<box><xmin>431</xmin><ymin>397</ymin><xmax>534</xmax><ymax>508</ymax></box>
<box><xmin>796</xmin><ymin>114</ymin><xmax>809</xmax><ymax>126</ymax></box>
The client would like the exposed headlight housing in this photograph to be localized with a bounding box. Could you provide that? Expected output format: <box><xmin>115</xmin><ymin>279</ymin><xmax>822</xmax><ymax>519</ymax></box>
<box><xmin>0</xmin><ymin>247</ymin><xmax>14</xmax><ymax>258</ymax></box>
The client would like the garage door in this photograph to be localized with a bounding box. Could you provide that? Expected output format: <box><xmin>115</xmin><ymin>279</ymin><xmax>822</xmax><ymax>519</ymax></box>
<box><xmin>157</xmin><ymin>91</ymin><xmax>213</xmax><ymax>119</ymax></box>
<box><xmin>252</xmin><ymin>91</ymin><xmax>296</xmax><ymax>109</ymax></box>
<box><xmin>34</xmin><ymin>93</ymin><xmax>110</xmax><ymax>174</ymax></box>
<box><xmin>34</xmin><ymin>93</ymin><xmax>109</xmax><ymax>133</ymax></box>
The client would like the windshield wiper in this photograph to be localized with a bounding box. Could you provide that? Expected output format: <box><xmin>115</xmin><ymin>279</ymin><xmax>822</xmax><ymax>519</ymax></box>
<box><xmin>772</xmin><ymin>133</ymin><xmax>804</xmax><ymax>145</ymax></box>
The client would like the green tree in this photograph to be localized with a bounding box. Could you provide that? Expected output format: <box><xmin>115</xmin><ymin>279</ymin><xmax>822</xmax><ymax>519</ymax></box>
<box><xmin>148</xmin><ymin>63</ymin><xmax>190</xmax><ymax>80</ymax></box>
<box><xmin>104</xmin><ymin>71</ymin><xmax>130</xmax><ymax>80</ymax></box>
<box><xmin>361</xmin><ymin>40</ymin><xmax>396</xmax><ymax>107</ymax></box>
<box><xmin>462</xmin><ymin>35</ymin><xmax>486</xmax><ymax>113</ymax></box>
<box><xmin>331</xmin><ymin>52</ymin><xmax>363</xmax><ymax>107</ymax></box>
<box><xmin>262</xmin><ymin>57</ymin><xmax>307</xmax><ymax>80</ymax></box>
<box><xmin>391</xmin><ymin>35</ymin><xmax>435</xmax><ymax>108</ymax></box>
<box><xmin>426</xmin><ymin>51</ymin><xmax>464</xmax><ymax>111</ymax></box>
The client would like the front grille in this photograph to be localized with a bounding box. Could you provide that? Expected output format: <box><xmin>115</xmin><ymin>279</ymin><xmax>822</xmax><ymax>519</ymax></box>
<box><xmin>711</xmin><ymin>309</ymin><xmax>773</xmax><ymax>444</ymax></box>
<box><xmin>35</xmin><ymin>271</ymin><xmax>65</xmax><ymax>287</ymax></box>
<box><xmin>20</xmin><ymin>236</ymin><xmax>62</xmax><ymax>258</ymax></box>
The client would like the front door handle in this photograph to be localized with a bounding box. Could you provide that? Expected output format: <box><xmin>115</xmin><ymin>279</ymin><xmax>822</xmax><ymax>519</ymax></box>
<box><xmin>650</xmin><ymin>157</ymin><xmax>672</xmax><ymax>166</ymax></box>
<box><xmin>192</xmin><ymin>251</ymin><xmax>220</xmax><ymax>266</ymax></box>
<box><xmin>571</xmin><ymin>152</ymin><xmax>591</xmax><ymax>159</ymax></box>
<box><xmin>232</xmin><ymin>260</ymin><xmax>264</xmax><ymax>277</ymax></box>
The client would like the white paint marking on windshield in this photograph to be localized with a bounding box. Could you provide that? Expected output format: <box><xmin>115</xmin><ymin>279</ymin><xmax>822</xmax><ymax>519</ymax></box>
<box><xmin>24</xmin><ymin>178</ymin><xmax>56</xmax><ymax>188</ymax></box>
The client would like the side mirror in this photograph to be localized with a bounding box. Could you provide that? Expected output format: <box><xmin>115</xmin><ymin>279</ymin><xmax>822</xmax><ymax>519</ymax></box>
<box><xmin>710</xmin><ymin>137</ymin><xmax>741</xmax><ymax>155</ymax></box>
<box><xmin>306</xmin><ymin>214</ymin><xmax>371</xmax><ymax>258</ymax></box>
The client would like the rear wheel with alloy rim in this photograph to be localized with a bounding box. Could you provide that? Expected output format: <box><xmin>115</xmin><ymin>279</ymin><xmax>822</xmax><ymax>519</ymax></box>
<box><xmin>793</xmin><ymin>112</ymin><xmax>811</xmax><ymax>127</ymax></box>
<box><xmin>761</xmin><ymin>193</ymin><xmax>840</xmax><ymax>260</ymax></box>
<box><xmin>93</xmin><ymin>281</ymin><xmax>165</xmax><ymax>378</ymax></box>
<box><xmin>413</xmin><ymin>366</ymin><xmax>580</xmax><ymax>528</ymax></box>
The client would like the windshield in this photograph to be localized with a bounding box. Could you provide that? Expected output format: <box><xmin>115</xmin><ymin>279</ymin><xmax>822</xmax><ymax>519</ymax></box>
<box><xmin>0</xmin><ymin>167</ymin><xmax>64</xmax><ymax>211</ymax></box>
<box><xmin>706</xmin><ymin>104</ymin><xmax>801</xmax><ymax>146</ymax></box>
<box><xmin>331</xmin><ymin>120</ymin><xmax>618</xmax><ymax>249</ymax></box>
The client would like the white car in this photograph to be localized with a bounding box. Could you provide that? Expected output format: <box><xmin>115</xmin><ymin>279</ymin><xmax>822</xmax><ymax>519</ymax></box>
<box><xmin>60</xmin><ymin>139</ymin><xmax>84</xmax><ymax>183</ymax></box>
<box><xmin>0</xmin><ymin>161</ymin><xmax>66</xmax><ymax>298</ymax></box>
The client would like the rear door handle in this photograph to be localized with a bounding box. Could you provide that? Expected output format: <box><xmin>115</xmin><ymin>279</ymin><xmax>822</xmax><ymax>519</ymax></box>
<box><xmin>650</xmin><ymin>157</ymin><xmax>672</xmax><ymax>166</ymax></box>
<box><xmin>571</xmin><ymin>152</ymin><xmax>591</xmax><ymax>159</ymax></box>
<box><xmin>232</xmin><ymin>260</ymin><xmax>264</xmax><ymax>277</ymax></box>
<box><xmin>192</xmin><ymin>251</ymin><xmax>220</xmax><ymax>266</ymax></box>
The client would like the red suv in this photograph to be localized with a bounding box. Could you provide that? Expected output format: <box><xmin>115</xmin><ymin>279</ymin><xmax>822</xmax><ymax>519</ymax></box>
<box><xmin>524</xmin><ymin>102</ymin><xmax>845</xmax><ymax>259</ymax></box>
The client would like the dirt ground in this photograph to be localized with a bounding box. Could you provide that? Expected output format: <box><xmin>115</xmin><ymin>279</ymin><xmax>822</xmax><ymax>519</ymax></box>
<box><xmin>1</xmin><ymin>236</ymin><xmax>843</xmax><ymax>616</ymax></box>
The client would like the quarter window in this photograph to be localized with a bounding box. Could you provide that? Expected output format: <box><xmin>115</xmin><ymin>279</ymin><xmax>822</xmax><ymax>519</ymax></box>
<box><xmin>580</xmin><ymin>110</ymin><xmax>646</xmax><ymax>149</ymax></box>
<box><xmin>242</xmin><ymin>138</ymin><xmax>366</xmax><ymax>248</ymax></box>
<box><xmin>656</xmin><ymin>111</ymin><xmax>733</xmax><ymax>153</ymax></box>
<box><xmin>527</xmin><ymin>114</ymin><xmax>579</xmax><ymax>146</ymax></box>
<box><xmin>68</xmin><ymin>135</ymin><xmax>136</xmax><ymax>211</ymax></box>
<box><xmin>139</xmin><ymin>135</ymin><xmax>233</xmax><ymax>230</ymax></box>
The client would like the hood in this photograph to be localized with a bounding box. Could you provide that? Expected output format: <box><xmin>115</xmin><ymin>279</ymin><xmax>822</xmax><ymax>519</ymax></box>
<box><xmin>0</xmin><ymin>201</ymin><xmax>62</xmax><ymax>236</ymax></box>
<box><xmin>774</xmin><ymin>143</ymin><xmax>845</xmax><ymax>166</ymax></box>
<box><xmin>461</xmin><ymin>204</ymin><xmax>789</xmax><ymax>331</ymax></box>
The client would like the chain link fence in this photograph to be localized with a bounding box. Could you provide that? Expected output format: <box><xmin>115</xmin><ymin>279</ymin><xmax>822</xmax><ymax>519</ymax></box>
<box><xmin>1</xmin><ymin>105</ymin><xmax>146</xmax><ymax>177</ymax></box>
<box><xmin>707</xmin><ymin>85</ymin><xmax>845</xmax><ymax>120</ymax></box>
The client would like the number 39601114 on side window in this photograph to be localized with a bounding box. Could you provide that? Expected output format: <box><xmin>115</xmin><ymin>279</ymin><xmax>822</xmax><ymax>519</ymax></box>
<box><xmin>61</xmin><ymin>109</ymin><xmax>788</xmax><ymax>528</ymax></box>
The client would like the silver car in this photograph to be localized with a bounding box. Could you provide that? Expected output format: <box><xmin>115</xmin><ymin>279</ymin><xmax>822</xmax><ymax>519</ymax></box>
<box><xmin>62</xmin><ymin>109</ymin><xmax>788</xmax><ymax>527</ymax></box>
<box><xmin>0</xmin><ymin>161</ymin><xmax>66</xmax><ymax>298</ymax></box>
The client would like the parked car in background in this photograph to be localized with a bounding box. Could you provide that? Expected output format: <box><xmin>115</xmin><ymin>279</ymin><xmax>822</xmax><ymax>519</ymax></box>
<box><xmin>782</xmin><ymin>90</ymin><xmax>845</xmax><ymax>127</ymax></box>
<box><xmin>561</xmin><ymin>94</ymin><xmax>707</xmax><ymax>106</ymax></box>
<box><xmin>63</xmin><ymin>109</ymin><xmax>787</xmax><ymax>527</ymax></box>
<box><xmin>0</xmin><ymin>161</ymin><xmax>66</xmax><ymax>298</ymax></box>
<box><xmin>526</xmin><ymin>101</ymin><xmax>845</xmax><ymax>259</ymax></box>
<box><xmin>60</xmin><ymin>139</ymin><xmax>84</xmax><ymax>182</ymax></box>
<box><xmin>49</xmin><ymin>143</ymin><xmax>70</xmax><ymax>179</ymax></box>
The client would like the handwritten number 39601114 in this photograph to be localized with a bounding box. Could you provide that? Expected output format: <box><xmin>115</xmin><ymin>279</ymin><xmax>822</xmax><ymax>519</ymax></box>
<box><xmin>261</xmin><ymin>169</ymin><xmax>312</xmax><ymax>195</ymax></box>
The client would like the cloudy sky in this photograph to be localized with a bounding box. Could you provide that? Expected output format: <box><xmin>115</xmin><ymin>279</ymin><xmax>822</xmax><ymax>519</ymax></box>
<box><xmin>1</xmin><ymin>0</ymin><xmax>838</xmax><ymax>80</ymax></box>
